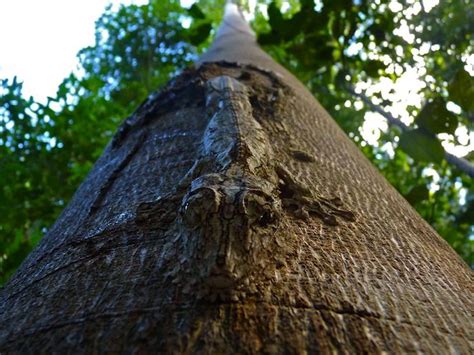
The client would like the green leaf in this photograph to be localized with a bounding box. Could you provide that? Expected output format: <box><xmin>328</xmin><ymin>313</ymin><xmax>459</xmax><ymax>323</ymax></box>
<box><xmin>364</xmin><ymin>60</ymin><xmax>385</xmax><ymax>77</ymax></box>
<box><xmin>399</xmin><ymin>129</ymin><xmax>444</xmax><ymax>164</ymax></box>
<box><xmin>267</xmin><ymin>2</ymin><xmax>285</xmax><ymax>31</ymax></box>
<box><xmin>263</xmin><ymin>2</ymin><xmax>307</xmax><ymax>43</ymax></box>
<box><xmin>448</xmin><ymin>69</ymin><xmax>474</xmax><ymax>112</ymax></box>
<box><xmin>187</xmin><ymin>4</ymin><xmax>205</xmax><ymax>20</ymax></box>
<box><xmin>416</xmin><ymin>97</ymin><xmax>458</xmax><ymax>134</ymax></box>
<box><xmin>258</xmin><ymin>32</ymin><xmax>280</xmax><ymax>45</ymax></box>
<box><xmin>366</xmin><ymin>23</ymin><xmax>385</xmax><ymax>41</ymax></box>
<box><xmin>456</xmin><ymin>199</ymin><xmax>474</xmax><ymax>225</ymax></box>
<box><xmin>188</xmin><ymin>22</ymin><xmax>212</xmax><ymax>45</ymax></box>
<box><xmin>405</xmin><ymin>184</ymin><xmax>429</xmax><ymax>205</ymax></box>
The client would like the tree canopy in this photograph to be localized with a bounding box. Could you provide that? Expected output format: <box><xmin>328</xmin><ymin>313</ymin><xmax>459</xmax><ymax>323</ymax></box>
<box><xmin>1</xmin><ymin>0</ymin><xmax>473</xmax><ymax>285</ymax></box>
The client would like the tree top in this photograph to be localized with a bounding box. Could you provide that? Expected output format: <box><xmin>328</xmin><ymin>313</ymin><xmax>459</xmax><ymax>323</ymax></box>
<box><xmin>215</xmin><ymin>2</ymin><xmax>255</xmax><ymax>40</ymax></box>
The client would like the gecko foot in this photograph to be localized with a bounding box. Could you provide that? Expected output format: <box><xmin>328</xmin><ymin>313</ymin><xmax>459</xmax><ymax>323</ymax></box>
<box><xmin>277</xmin><ymin>165</ymin><xmax>355</xmax><ymax>226</ymax></box>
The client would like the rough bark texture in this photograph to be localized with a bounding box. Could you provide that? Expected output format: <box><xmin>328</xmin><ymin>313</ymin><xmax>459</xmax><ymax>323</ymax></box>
<box><xmin>1</xmin><ymin>4</ymin><xmax>472</xmax><ymax>354</ymax></box>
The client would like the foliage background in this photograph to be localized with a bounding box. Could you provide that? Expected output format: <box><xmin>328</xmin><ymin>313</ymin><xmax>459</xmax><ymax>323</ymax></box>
<box><xmin>1</xmin><ymin>0</ymin><xmax>472</xmax><ymax>285</ymax></box>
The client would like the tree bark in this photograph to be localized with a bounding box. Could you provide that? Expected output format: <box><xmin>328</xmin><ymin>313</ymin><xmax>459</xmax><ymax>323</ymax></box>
<box><xmin>1</xmin><ymin>4</ymin><xmax>472</xmax><ymax>353</ymax></box>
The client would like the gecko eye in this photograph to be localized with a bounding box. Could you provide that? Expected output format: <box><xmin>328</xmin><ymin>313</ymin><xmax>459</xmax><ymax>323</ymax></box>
<box><xmin>242</xmin><ymin>191</ymin><xmax>278</xmax><ymax>228</ymax></box>
<box><xmin>256</xmin><ymin>207</ymin><xmax>277</xmax><ymax>227</ymax></box>
<box><xmin>181</xmin><ymin>187</ymin><xmax>220</xmax><ymax>227</ymax></box>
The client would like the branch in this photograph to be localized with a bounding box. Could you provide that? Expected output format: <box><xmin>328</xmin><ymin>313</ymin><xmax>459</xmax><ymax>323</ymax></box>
<box><xmin>346</xmin><ymin>85</ymin><xmax>474</xmax><ymax>178</ymax></box>
<box><xmin>467</xmin><ymin>112</ymin><xmax>474</xmax><ymax>124</ymax></box>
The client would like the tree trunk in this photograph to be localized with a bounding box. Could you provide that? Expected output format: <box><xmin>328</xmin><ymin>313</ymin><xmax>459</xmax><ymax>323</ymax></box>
<box><xmin>1</xmin><ymin>4</ymin><xmax>472</xmax><ymax>353</ymax></box>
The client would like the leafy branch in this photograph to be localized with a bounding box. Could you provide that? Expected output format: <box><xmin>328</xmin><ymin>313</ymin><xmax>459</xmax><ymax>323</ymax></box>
<box><xmin>346</xmin><ymin>85</ymin><xmax>474</xmax><ymax>178</ymax></box>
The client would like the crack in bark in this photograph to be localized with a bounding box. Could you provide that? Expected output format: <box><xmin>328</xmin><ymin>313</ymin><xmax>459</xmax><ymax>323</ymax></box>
<box><xmin>1</xmin><ymin>235</ymin><xmax>165</xmax><ymax>302</ymax></box>
<box><xmin>1</xmin><ymin>301</ymin><xmax>463</xmax><ymax>347</ymax></box>
<box><xmin>89</xmin><ymin>132</ymin><xmax>147</xmax><ymax>216</ymax></box>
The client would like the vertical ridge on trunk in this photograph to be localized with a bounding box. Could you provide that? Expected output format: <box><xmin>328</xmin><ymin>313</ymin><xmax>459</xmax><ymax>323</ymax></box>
<box><xmin>198</xmin><ymin>2</ymin><xmax>284</xmax><ymax>74</ymax></box>
<box><xmin>0</xmin><ymin>4</ymin><xmax>472</xmax><ymax>354</ymax></box>
<box><xmin>215</xmin><ymin>2</ymin><xmax>255</xmax><ymax>39</ymax></box>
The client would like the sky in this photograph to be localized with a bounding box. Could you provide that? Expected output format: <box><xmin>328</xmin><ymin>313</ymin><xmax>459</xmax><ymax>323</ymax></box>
<box><xmin>0</xmin><ymin>0</ymin><xmax>148</xmax><ymax>102</ymax></box>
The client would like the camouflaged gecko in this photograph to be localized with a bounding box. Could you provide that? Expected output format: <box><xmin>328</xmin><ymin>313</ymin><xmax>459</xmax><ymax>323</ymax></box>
<box><xmin>136</xmin><ymin>75</ymin><xmax>354</xmax><ymax>301</ymax></box>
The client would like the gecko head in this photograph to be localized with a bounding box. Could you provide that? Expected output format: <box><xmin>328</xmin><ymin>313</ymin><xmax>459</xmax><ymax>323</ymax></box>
<box><xmin>179</xmin><ymin>174</ymin><xmax>281</xmax><ymax>299</ymax></box>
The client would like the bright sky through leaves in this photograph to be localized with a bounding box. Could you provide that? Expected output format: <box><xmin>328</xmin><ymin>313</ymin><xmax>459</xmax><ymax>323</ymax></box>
<box><xmin>0</xmin><ymin>0</ymin><xmax>148</xmax><ymax>103</ymax></box>
<box><xmin>0</xmin><ymin>0</ymin><xmax>471</xmax><ymax>158</ymax></box>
